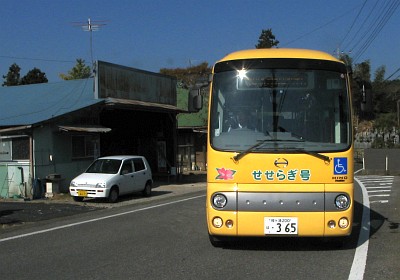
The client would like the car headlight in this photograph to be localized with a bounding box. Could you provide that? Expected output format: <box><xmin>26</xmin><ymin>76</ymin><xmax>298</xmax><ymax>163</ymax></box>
<box><xmin>95</xmin><ymin>182</ymin><xmax>106</xmax><ymax>188</ymax></box>
<box><xmin>70</xmin><ymin>181</ymin><xmax>77</xmax><ymax>188</ymax></box>
<box><xmin>335</xmin><ymin>194</ymin><xmax>350</xmax><ymax>210</ymax></box>
<box><xmin>212</xmin><ymin>193</ymin><xmax>227</xmax><ymax>209</ymax></box>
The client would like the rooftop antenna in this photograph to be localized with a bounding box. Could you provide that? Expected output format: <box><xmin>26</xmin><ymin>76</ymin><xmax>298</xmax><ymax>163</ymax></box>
<box><xmin>72</xmin><ymin>18</ymin><xmax>107</xmax><ymax>69</ymax></box>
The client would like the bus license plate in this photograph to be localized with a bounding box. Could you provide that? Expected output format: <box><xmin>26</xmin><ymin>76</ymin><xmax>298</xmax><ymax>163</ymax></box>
<box><xmin>77</xmin><ymin>190</ymin><xmax>88</xmax><ymax>197</ymax></box>
<box><xmin>264</xmin><ymin>217</ymin><xmax>298</xmax><ymax>235</ymax></box>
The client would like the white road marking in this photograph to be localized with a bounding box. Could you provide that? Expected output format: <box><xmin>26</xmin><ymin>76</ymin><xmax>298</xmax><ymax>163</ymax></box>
<box><xmin>368</xmin><ymin>194</ymin><xmax>390</xmax><ymax>197</ymax></box>
<box><xmin>370</xmin><ymin>200</ymin><xmax>389</xmax><ymax>204</ymax></box>
<box><xmin>0</xmin><ymin>194</ymin><xmax>206</xmax><ymax>243</ymax></box>
<box><xmin>348</xmin><ymin>177</ymin><xmax>370</xmax><ymax>280</ymax></box>
<box><xmin>367</xmin><ymin>190</ymin><xmax>392</xmax><ymax>193</ymax></box>
<box><xmin>357</xmin><ymin>175</ymin><xmax>393</xmax><ymax>204</ymax></box>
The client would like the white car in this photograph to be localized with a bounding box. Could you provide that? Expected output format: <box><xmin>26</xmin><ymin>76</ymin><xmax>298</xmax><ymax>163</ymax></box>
<box><xmin>69</xmin><ymin>155</ymin><xmax>153</xmax><ymax>203</ymax></box>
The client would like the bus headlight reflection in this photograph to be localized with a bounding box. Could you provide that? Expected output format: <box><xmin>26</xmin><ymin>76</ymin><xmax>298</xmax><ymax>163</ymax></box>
<box><xmin>212</xmin><ymin>193</ymin><xmax>227</xmax><ymax>209</ymax></box>
<box><xmin>335</xmin><ymin>194</ymin><xmax>350</xmax><ymax>210</ymax></box>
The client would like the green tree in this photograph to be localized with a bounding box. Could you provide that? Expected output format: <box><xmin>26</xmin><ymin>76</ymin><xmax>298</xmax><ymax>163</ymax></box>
<box><xmin>59</xmin><ymin>59</ymin><xmax>91</xmax><ymax>80</ymax></box>
<box><xmin>354</xmin><ymin>60</ymin><xmax>371</xmax><ymax>82</ymax></box>
<box><xmin>339</xmin><ymin>53</ymin><xmax>353</xmax><ymax>68</ymax></box>
<box><xmin>161</xmin><ymin>63</ymin><xmax>211</xmax><ymax>118</ymax></box>
<box><xmin>374</xmin><ymin>65</ymin><xmax>386</xmax><ymax>84</ymax></box>
<box><xmin>160</xmin><ymin>62</ymin><xmax>211</xmax><ymax>89</ymax></box>
<box><xmin>372</xmin><ymin>66</ymin><xmax>392</xmax><ymax>113</ymax></box>
<box><xmin>255</xmin><ymin>29</ymin><xmax>279</xmax><ymax>49</ymax></box>
<box><xmin>352</xmin><ymin>60</ymin><xmax>372</xmax><ymax>120</ymax></box>
<box><xmin>2</xmin><ymin>63</ymin><xmax>21</xmax><ymax>86</ymax></box>
<box><xmin>2</xmin><ymin>64</ymin><xmax>48</xmax><ymax>86</ymax></box>
<box><xmin>372</xmin><ymin>113</ymin><xmax>397</xmax><ymax>148</ymax></box>
<box><xmin>20</xmin><ymin>68</ymin><xmax>48</xmax><ymax>85</ymax></box>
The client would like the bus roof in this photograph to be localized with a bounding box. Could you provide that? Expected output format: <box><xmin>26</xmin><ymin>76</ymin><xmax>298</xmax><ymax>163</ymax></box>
<box><xmin>217</xmin><ymin>48</ymin><xmax>342</xmax><ymax>64</ymax></box>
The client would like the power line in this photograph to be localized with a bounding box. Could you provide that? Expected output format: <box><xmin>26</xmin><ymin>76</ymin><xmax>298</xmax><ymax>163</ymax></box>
<box><xmin>351</xmin><ymin>0</ymin><xmax>400</xmax><ymax>63</ymax></box>
<box><xmin>281</xmin><ymin>4</ymin><xmax>363</xmax><ymax>47</ymax></box>
<box><xmin>338</xmin><ymin>0</ymin><xmax>369</xmax><ymax>49</ymax></box>
<box><xmin>385</xmin><ymin>67</ymin><xmax>400</xmax><ymax>81</ymax></box>
<box><xmin>341</xmin><ymin>0</ymin><xmax>380</xmax><ymax>52</ymax></box>
<box><xmin>0</xmin><ymin>55</ymin><xmax>75</xmax><ymax>64</ymax></box>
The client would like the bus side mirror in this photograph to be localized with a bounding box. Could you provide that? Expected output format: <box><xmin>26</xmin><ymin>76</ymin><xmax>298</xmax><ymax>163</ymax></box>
<box><xmin>188</xmin><ymin>89</ymin><xmax>203</xmax><ymax>112</ymax></box>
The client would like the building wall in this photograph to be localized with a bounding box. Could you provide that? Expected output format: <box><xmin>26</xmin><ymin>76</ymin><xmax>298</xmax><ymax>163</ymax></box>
<box><xmin>33</xmin><ymin>125</ymin><xmax>55</xmax><ymax>180</ymax></box>
<box><xmin>32</xmin><ymin>118</ymin><xmax>96</xmax><ymax>193</ymax></box>
<box><xmin>100</xmin><ymin>109</ymin><xmax>177</xmax><ymax>175</ymax></box>
<box><xmin>96</xmin><ymin>61</ymin><xmax>177</xmax><ymax>105</ymax></box>
<box><xmin>1</xmin><ymin>62</ymin><xmax>180</xmax><ymax>195</ymax></box>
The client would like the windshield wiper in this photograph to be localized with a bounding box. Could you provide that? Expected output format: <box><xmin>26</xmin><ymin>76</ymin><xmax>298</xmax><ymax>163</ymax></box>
<box><xmin>232</xmin><ymin>138</ymin><xmax>303</xmax><ymax>162</ymax></box>
<box><xmin>232</xmin><ymin>140</ymin><xmax>330</xmax><ymax>163</ymax></box>
<box><xmin>232</xmin><ymin>139</ymin><xmax>271</xmax><ymax>162</ymax></box>
<box><xmin>289</xmin><ymin>148</ymin><xmax>331</xmax><ymax>162</ymax></box>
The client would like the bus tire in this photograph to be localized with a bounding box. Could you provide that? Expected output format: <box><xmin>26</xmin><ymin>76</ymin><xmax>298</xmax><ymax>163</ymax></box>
<box><xmin>208</xmin><ymin>234</ymin><xmax>228</xmax><ymax>247</ymax></box>
<box><xmin>322</xmin><ymin>236</ymin><xmax>350</xmax><ymax>248</ymax></box>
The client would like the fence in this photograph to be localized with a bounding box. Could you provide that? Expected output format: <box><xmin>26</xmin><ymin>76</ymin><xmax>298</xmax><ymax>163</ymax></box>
<box><xmin>362</xmin><ymin>149</ymin><xmax>400</xmax><ymax>175</ymax></box>
<box><xmin>0</xmin><ymin>163</ymin><xmax>30</xmax><ymax>199</ymax></box>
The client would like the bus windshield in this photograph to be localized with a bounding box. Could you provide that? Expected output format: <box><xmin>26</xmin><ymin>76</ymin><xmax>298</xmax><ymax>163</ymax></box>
<box><xmin>210</xmin><ymin>58</ymin><xmax>351</xmax><ymax>153</ymax></box>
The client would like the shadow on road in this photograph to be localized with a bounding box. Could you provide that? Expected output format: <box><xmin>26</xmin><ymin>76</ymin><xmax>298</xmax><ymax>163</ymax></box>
<box><xmin>212</xmin><ymin>200</ymin><xmax>387</xmax><ymax>251</ymax></box>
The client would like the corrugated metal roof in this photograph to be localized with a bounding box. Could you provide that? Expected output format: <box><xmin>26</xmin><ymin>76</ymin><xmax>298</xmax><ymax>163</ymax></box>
<box><xmin>0</xmin><ymin>78</ymin><xmax>102</xmax><ymax>126</ymax></box>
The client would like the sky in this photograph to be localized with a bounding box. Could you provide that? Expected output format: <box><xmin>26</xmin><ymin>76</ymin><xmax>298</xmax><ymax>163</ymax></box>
<box><xmin>1</xmin><ymin>0</ymin><xmax>399</xmax><ymax>83</ymax></box>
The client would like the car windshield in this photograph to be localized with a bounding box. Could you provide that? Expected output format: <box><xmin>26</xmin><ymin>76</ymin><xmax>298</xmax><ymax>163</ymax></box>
<box><xmin>210</xmin><ymin>58</ymin><xmax>351</xmax><ymax>153</ymax></box>
<box><xmin>86</xmin><ymin>159</ymin><xmax>122</xmax><ymax>174</ymax></box>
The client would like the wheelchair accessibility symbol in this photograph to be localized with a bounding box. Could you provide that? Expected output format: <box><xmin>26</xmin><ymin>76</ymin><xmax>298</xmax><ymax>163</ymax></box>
<box><xmin>334</xmin><ymin>158</ymin><xmax>347</xmax><ymax>175</ymax></box>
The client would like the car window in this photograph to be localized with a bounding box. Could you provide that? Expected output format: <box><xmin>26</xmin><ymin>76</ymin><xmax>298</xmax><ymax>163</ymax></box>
<box><xmin>87</xmin><ymin>159</ymin><xmax>122</xmax><ymax>174</ymax></box>
<box><xmin>121</xmin><ymin>161</ymin><xmax>133</xmax><ymax>174</ymax></box>
<box><xmin>133</xmin><ymin>158</ymin><xmax>145</xmax><ymax>172</ymax></box>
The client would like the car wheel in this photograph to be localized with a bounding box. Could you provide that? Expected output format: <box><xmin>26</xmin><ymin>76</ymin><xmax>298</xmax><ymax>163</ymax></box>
<box><xmin>73</xmin><ymin>196</ymin><xmax>84</xmax><ymax>202</ymax></box>
<box><xmin>108</xmin><ymin>187</ymin><xmax>119</xmax><ymax>203</ymax></box>
<box><xmin>142</xmin><ymin>182</ymin><xmax>152</xmax><ymax>197</ymax></box>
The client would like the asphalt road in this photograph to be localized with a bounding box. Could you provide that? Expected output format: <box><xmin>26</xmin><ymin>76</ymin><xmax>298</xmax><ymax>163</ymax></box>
<box><xmin>356</xmin><ymin>175</ymin><xmax>400</xmax><ymax>280</ymax></box>
<box><xmin>0</xmin><ymin>176</ymin><xmax>398</xmax><ymax>280</ymax></box>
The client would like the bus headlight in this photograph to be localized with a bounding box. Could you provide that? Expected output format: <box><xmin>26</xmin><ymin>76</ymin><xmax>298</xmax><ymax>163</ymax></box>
<box><xmin>212</xmin><ymin>193</ymin><xmax>227</xmax><ymax>209</ymax></box>
<box><xmin>335</xmin><ymin>194</ymin><xmax>350</xmax><ymax>210</ymax></box>
<box><xmin>339</xmin><ymin>217</ymin><xmax>349</xmax><ymax>229</ymax></box>
<box><xmin>212</xmin><ymin>217</ymin><xmax>223</xmax><ymax>228</ymax></box>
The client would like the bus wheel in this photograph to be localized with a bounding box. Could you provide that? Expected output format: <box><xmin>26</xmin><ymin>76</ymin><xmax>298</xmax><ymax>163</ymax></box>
<box><xmin>322</xmin><ymin>236</ymin><xmax>350</xmax><ymax>248</ymax></box>
<box><xmin>209</xmin><ymin>234</ymin><xmax>227</xmax><ymax>248</ymax></box>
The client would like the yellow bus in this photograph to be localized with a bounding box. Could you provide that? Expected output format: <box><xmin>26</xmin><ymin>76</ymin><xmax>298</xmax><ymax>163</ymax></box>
<box><xmin>205</xmin><ymin>48</ymin><xmax>353</xmax><ymax>246</ymax></box>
